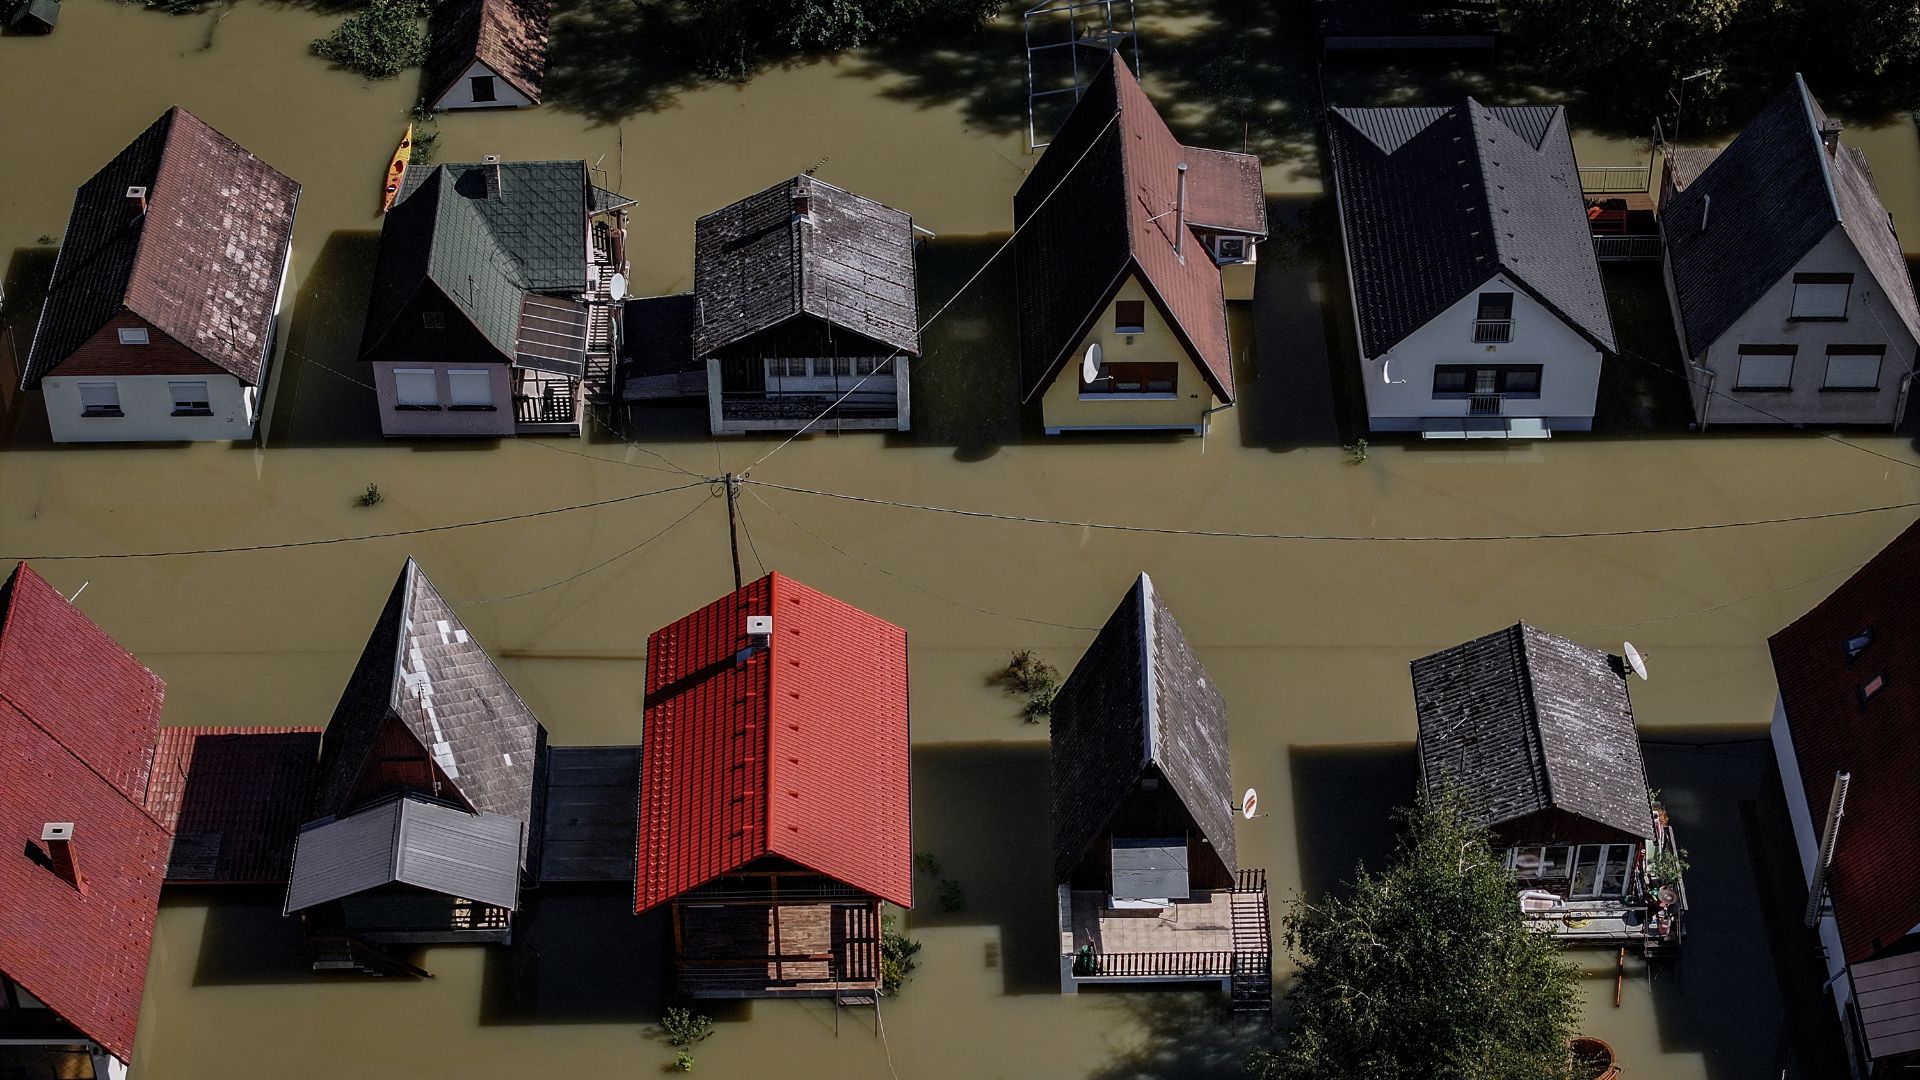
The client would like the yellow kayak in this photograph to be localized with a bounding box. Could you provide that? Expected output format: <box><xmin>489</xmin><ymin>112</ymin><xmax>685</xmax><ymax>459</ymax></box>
<box><xmin>381</xmin><ymin>124</ymin><xmax>413</xmax><ymax>214</ymax></box>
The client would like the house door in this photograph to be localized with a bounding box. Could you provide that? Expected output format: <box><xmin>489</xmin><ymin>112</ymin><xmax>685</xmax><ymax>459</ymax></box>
<box><xmin>722</xmin><ymin>357</ymin><xmax>764</xmax><ymax>394</ymax></box>
<box><xmin>1569</xmin><ymin>844</ymin><xmax>1636</xmax><ymax>899</ymax></box>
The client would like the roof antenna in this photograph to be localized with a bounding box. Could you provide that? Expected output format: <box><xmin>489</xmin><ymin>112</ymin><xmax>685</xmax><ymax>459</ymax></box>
<box><xmin>805</xmin><ymin>155</ymin><xmax>829</xmax><ymax>177</ymax></box>
<box><xmin>66</xmin><ymin>581</ymin><xmax>89</xmax><ymax>604</ymax></box>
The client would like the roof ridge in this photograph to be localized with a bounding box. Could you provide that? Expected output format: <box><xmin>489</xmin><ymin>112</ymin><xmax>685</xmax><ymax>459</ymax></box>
<box><xmin>1794</xmin><ymin>73</ymin><xmax>1844</xmax><ymax>226</ymax></box>
<box><xmin>119</xmin><ymin>108</ymin><xmax>181</xmax><ymax>328</ymax></box>
<box><xmin>1138</xmin><ymin>573</ymin><xmax>1158</xmax><ymax>767</ymax></box>
<box><xmin>1511</xmin><ymin>623</ymin><xmax>1555</xmax><ymax>811</ymax></box>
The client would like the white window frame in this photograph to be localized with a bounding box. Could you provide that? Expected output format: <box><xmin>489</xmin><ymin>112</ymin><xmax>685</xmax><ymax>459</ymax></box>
<box><xmin>447</xmin><ymin>368</ymin><xmax>494</xmax><ymax>409</ymax></box>
<box><xmin>393</xmin><ymin>368</ymin><xmax>440</xmax><ymax>409</ymax></box>
<box><xmin>470</xmin><ymin>75</ymin><xmax>497</xmax><ymax>103</ymax></box>
<box><xmin>1215</xmin><ymin>235</ymin><xmax>1247</xmax><ymax>263</ymax></box>
<box><xmin>1569</xmin><ymin>843</ymin><xmax>1636</xmax><ymax>899</ymax></box>
<box><xmin>168</xmin><ymin>380</ymin><xmax>212</xmax><ymax>415</ymax></box>
<box><xmin>1791</xmin><ymin>274</ymin><xmax>1852</xmax><ymax>319</ymax></box>
<box><xmin>117</xmin><ymin>326</ymin><xmax>149</xmax><ymax>345</ymax></box>
<box><xmin>78</xmin><ymin>381</ymin><xmax>122</xmax><ymax>417</ymax></box>
<box><xmin>1735</xmin><ymin>348</ymin><xmax>1796</xmax><ymax>390</ymax></box>
<box><xmin>1824</xmin><ymin>347</ymin><xmax>1884</xmax><ymax>390</ymax></box>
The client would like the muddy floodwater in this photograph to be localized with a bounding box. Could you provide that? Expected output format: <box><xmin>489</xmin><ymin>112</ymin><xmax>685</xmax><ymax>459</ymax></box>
<box><xmin>5</xmin><ymin>1</ymin><xmax>1920</xmax><ymax>1077</ymax></box>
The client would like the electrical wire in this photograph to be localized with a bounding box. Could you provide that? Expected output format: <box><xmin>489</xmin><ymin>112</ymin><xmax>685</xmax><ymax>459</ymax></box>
<box><xmin>3</xmin><ymin>480</ymin><xmax>711</xmax><ymax>561</ymax></box>
<box><xmin>462</xmin><ymin>490</ymin><xmax>712</xmax><ymax>605</ymax></box>
<box><xmin>739</xmin><ymin>110</ymin><xmax>1126</xmax><ymax>478</ymax></box>
<box><xmin>742</xmin><ymin>477</ymin><xmax>1920</xmax><ymax>543</ymax></box>
<box><xmin>736</xmin><ymin>490</ymin><xmax>767</xmax><ymax>578</ymax></box>
<box><xmin>1575</xmin><ymin>560</ymin><xmax>1867</xmax><ymax>633</ymax></box>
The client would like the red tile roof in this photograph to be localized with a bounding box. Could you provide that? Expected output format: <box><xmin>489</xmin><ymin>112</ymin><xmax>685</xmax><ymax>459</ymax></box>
<box><xmin>1014</xmin><ymin>56</ymin><xmax>1263</xmax><ymax>405</ymax></box>
<box><xmin>1771</xmin><ymin>521</ymin><xmax>1920</xmax><ymax>964</ymax></box>
<box><xmin>0</xmin><ymin>563</ymin><xmax>169</xmax><ymax>1063</ymax></box>
<box><xmin>635</xmin><ymin>573</ymin><xmax>911</xmax><ymax>913</ymax></box>
<box><xmin>142</xmin><ymin>727</ymin><xmax>322</xmax><ymax>884</ymax></box>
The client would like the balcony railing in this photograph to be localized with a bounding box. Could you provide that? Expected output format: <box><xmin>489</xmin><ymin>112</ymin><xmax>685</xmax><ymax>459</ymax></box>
<box><xmin>1073</xmin><ymin>950</ymin><xmax>1236</xmax><ymax>978</ymax></box>
<box><xmin>1593</xmin><ymin>235</ymin><xmax>1664</xmax><ymax>262</ymax></box>
<box><xmin>514</xmin><ymin>379</ymin><xmax>577</xmax><ymax>426</ymax></box>
<box><xmin>1473</xmin><ymin>319</ymin><xmax>1514</xmax><ymax>343</ymax></box>
<box><xmin>1469</xmin><ymin>393</ymin><xmax>1504</xmax><ymax>416</ymax></box>
<box><xmin>1578</xmin><ymin>165</ymin><xmax>1651</xmax><ymax>194</ymax></box>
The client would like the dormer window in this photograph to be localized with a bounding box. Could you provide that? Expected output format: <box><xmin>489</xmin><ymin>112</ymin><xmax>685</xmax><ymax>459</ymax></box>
<box><xmin>1845</xmin><ymin>628</ymin><xmax>1874</xmax><ymax>661</ymax></box>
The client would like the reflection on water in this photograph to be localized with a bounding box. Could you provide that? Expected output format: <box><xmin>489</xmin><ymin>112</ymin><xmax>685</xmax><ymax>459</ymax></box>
<box><xmin>5</xmin><ymin>1</ymin><xmax>1918</xmax><ymax>1077</ymax></box>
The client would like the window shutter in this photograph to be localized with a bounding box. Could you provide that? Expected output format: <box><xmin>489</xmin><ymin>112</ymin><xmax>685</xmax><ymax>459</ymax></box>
<box><xmin>1792</xmin><ymin>277</ymin><xmax>1851</xmax><ymax>318</ymax></box>
<box><xmin>79</xmin><ymin>383</ymin><xmax>120</xmax><ymax>410</ymax></box>
<box><xmin>1736</xmin><ymin>352</ymin><xmax>1794</xmax><ymax>389</ymax></box>
<box><xmin>394</xmin><ymin>369</ymin><xmax>439</xmax><ymax>406</ymax></box>
<box><xmin>1824</xmin><ymin>350</ymin><xmax>1883</xmax><ymax>389</ymax></box>
<box><xmin>448</xmin><ymin>369</ymin><xmax>493</xmax><ymax>407</ymax></box>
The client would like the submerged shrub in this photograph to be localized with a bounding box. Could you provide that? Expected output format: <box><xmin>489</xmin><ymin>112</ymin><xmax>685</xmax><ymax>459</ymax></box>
<box><xmin>311</xmin><ymin>0</ymin><xmax>429</xmax><ymax>79</ymax></box>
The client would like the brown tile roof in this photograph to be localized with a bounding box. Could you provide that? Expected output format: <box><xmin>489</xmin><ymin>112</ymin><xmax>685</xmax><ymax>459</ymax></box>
<box><xmin>142</xmin><ymin>726</ymin><xmax>322</xmax><ymax>884</ymax></box>
<box><xmin>1770</xmin><ymin>519</ymin><xmax>1920</xmax><ymax>964</ymax></box>
<box><xmin>1014</xmin><ymin>55</ymin><xmax>1255</xmax><ymax>404</ymax></box>
<box><xmin>425</xmin><ymin>0</ymin><xmax>549</xmax><ymax>105</ymax></box>
<box><xmin>21</xmin><ymin>107</ymin><xmax>300</xmax><ymax>390</ymax></box>
<box><xmin>1181</xmin><ymin>147</ymin><xmax>1268</xmax><ymax>235</ymax></box>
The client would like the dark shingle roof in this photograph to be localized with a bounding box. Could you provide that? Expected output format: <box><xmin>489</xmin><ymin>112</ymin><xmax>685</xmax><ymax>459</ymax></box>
<box><xmin>360</xmin><ymin>160</ymin><xmax>589</xmax><ymax>364</ymax></box>
<box><xmin>1412</xmin><ymin>623</ymin><xmax>1653</xmax><ymax>841</ymax></box>
<box><xmin>22</xmin><ymin>107</ymin><xmax>300</xmax><ymax>389</ymax></box>
<box><xmin>691</xmin><ymin>175</ymin><xmax>920</xmax><ymax>358</ymax></box>
<box><xmin>1015</xmin><ymin>55</ymin><xmax>1258</xmax><ymax>404</ymax></box>
<box><xmin>310</xmin><ymin>560</ymin><xmax>546</xmax><ymax>852</ymax></box>
<box><xmin>1050</xmin><ymin>573</ymin><xmax>1236</xmax><ymax>882</ymax></box>
<box><xmin>424</xmin><ymin>0</ymin><xmax>548</xmax><ymax>105</ymax></box>
<box><xmin>1664</xmin><ymin>75</ymin><xmax>1920</xmax><ymax>355</ymax></box>
<box><xmin>1327</xmin><ymin>100</ymin><xmax>1616</xmax><ymax>357</ymax></box>
<box><xmin>1770</xmin><ymin>519</ymin><xmax>1920</xmax><ymax>964</ymax></box>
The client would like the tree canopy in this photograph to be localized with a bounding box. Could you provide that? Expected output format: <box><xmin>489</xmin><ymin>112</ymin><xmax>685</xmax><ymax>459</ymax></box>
<box><xmin>679</xmin><ymin>0</ymin><xmax>1004</xmax><ymax>79</ymax></box>
<box><xmin>1250</xmin><ymin>792</ymin><xmax>1582</xmax><ymax>1080</ymax></box>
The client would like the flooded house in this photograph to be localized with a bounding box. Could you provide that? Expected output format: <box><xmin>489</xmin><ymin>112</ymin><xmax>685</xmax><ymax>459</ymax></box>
<box><xmin>1049</xmin><ymin>574</ymin><xmax>1271</xmax><ymax>1015</ymax></box>
<box><xmin>359</xmin><ymin>158</ymin><xmax>632</xmax><ymax>437</ymax></box>
<box><xmin>1660</xmin><ymin>74</ymin><xmax>1920</xmax><ymax>429</ymax></box>
<box><xmin>1771</xmin><ymin>520</ymin><xmax>1920</xmax><ymax>1073</ymax></box>
<box><xmin>422</xmin><ymin>0</ymin><xmax>547</xmax><ymax>110</ymax></box>
<box><xmin>622</xmin><ymin>175</ymin><xmax>920</xmax><ymax>435</ymax></box>
<box><xmin>0</xmin><ymin>563</ymin><xmax>169</xmax><ymax>1080</ymax></box>
<box><xmin>1411</xmin><ymin>624</ymin><xmax>1685</xmax><ymax>954</ymax></box>
<box><xmin>18</xmin><ymin>106</ymin><xmax>299</xmax><ymax>443</ymax></box>
<box><xmin>4</xmin><ymin>0</ymin><xmax>58</xmax><ymax>33</ymax></box>
<box><xmin>634</xmin><ymin>573</ymin><xmax>911</xmax><ymax>999</ymax></box>
<box><xmin>285</xmin><ymin>560</ymin><xmax>546</xmax><ymax>974</ymax></box>
<box><xmin>1014</xmin><ymin>55</ymin><xmax>1266</xmax><ymax>436</ymax></box>
<box><xmin>1327</xmin><ymin>101</ymin><xmax>1616</xmax><ymax>439</ymax></box>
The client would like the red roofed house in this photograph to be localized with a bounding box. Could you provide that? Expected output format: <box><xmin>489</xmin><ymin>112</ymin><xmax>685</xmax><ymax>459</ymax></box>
<box><xmin>0</xmin><ymin>563</ymin><xmax>169</xmax><ymax>1079</ymax></box>
<box><xmin>1771</xmin><ymin>519</ymin><xmax>1920</xmax><ymax>1075</ymax></box>
<box><xmin>19</xmin><ymin>107</ymin><xmax>300</xmax><ymax>444</ymax></box>
<box><xmin>635</xmin><ymin>573</ymin><xmax>911</xmax><ymax>999</ymax></box>
<box><xmin>1014</xmin><ymin>53</ymin><xmax>1267</xmax><ymax>436</ymax></box>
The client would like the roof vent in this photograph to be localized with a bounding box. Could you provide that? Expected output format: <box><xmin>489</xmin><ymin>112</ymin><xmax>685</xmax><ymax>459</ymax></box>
<box><xmin>1699</xmin><ymin>194</ymin><xmax>1712</xmax><ymax>234</ymax></box>
<box><xmin>125</xmin><ymin>186</ymin><xmax>148</xmax><ymax>217</ymax></box>
<box><xmin>747</xmin><ymin>615</ymin><xmax>773</xmax><ymax>648</ymax></box>
<box><xmin>41</xmin><ymin>822</ymin><xmax>86</xmax><ymax>894</ymax></box>
<box><xmin>481</xmin><ymin>155</ymin><xmax>503</xmax><ymax>199</ymax></box>
<box><xmin>1173</xmin><ymin>162</ymin><xmax>1188</xmax><ymax>262</ymax></box>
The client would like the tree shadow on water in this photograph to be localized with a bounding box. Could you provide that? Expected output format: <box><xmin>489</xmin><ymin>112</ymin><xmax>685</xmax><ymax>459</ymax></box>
<box><xmin>542</xmin><ymin>0</ymin><xmax>711</xmax><ymax>123</ymax></box>
<box><xmin>1083</xmin><ymin>990</ymin><xmax>1279</xmax><ymax>1080</ymax></box>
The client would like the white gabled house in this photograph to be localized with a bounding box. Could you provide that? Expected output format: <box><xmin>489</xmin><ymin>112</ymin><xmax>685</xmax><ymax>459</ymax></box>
<box><xmin>422</xmin><ymin>0</ymin><xmax>547</xmax><ymax>111</ymax></box>
<box><xmin>1326</xmin><ymin>101</ymin><xmax>1617</xmax><ymax>439</ymax></box>
<box><xmin>1660</xmin><ymin>74</ymin><xmax>1920</xmax><ymax>429</ymax></box>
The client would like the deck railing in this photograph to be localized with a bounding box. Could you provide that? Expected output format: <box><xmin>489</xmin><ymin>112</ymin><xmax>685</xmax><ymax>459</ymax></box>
<box><xmin>1469</xmin><ymin>393</ymin><xmax>1504</xmax><ymax>416</ymax></box>
<box><xmin>1074</xmin><ymin>950</ymin><xmax>1236</xmax><ymax>978</ymax></box>
<box><xmin>1594</xmin><ymin>235</ymin><xmax>1664</xmax><ymax>262</ymax></box>
<box><xmin>720</xmin><ymin>389</ymin><xmax>899</xmax><ymax>422</ymax></box>
<box><xmin>1473</xmin><ymin>319</ymin><xmax>1514</xmax><ymax>343</ymax></box>
<box><xmin>1579</xmin><ymin>165</ymin><xmax>1651</xmax><ymax>194</ymax></box>
<box><xmin>515</xmin><ymin>383</ymin><xmax>577</xmax><ymax>426</ymax></box>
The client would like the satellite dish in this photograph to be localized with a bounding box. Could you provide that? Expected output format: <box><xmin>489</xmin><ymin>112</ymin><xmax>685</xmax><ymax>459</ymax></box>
<box><xmin>1242</xmin><ymin>788</ymin><xmax>1259</xmax><ymax>820</ymax></box>
<box><xmin>1081</xmin><ymin>342</ymin><xmax>1104</xmax><ymax>384</ymax></box>
<box><xmin>609</xmin><ymin>272</ymin><xmax>628</xmax><ymax>302</ymax></box>
<box><xmin>1623</xmin><ymin>641</ymin><xmax>1650</xmax><ymax>681</ymax></box>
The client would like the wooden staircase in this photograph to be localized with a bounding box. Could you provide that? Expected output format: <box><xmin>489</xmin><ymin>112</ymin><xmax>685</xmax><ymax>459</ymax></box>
<box><xmin>583</xmin><ymin>262</ymin><xmax>620</xmax><ymax>405</ymax></box>
<box><xmin>1229</xmin><ymin>869</ymin><xmax>1273</xmax><ymax>1023</ymax></box>
<box><xmin>307</xmin><ymin>934</ymin><xmax>430</xmax><ymax>978</ymax></box>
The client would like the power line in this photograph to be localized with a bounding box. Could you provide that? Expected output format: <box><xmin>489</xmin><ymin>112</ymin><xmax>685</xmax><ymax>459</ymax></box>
<box><xmin>742</xmin><ymin>477</ymin><xmax>1920</xmax><ymax>542</ymax></box>
<box><xmin>740</xmin><ymin>110</ymin><xmax>1126</xmax><ymax>478</ymax></box>
<box><xmin>736</xmin><ymin>488</ymin><xmax>767</xmax><ymax>578</ymax></box>
<box><xmin>462</xmin><ymin>489</ymin><xmax>713</xmax><ymax>605</ymax></box>
<box><xmin>1575</xmin><ymin>560</ymin><xmax>1866</xmax><ymax>633</ymax></box>
<box><xmin>4</xmin><ymin>480</ymin><xmax>711</xmax><ymax>561</ymax></box>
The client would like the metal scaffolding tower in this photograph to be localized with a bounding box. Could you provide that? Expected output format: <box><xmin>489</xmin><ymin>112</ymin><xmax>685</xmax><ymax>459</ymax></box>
<box><xmin>1023</xmin><ymin>0</ymin><xmax>1139</xmax><ymax>150</ymax></box>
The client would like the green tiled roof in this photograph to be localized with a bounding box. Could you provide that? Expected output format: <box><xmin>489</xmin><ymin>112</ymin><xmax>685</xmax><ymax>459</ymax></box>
<box><xmin>361</xmin><ymin>160</ymin><xmax>589</xmax><ymax>360</ymax></box>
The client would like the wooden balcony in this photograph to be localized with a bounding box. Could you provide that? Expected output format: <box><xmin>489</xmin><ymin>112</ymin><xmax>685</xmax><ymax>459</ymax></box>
<box><xmin>1059</xmin><ymin>868</ymin><xmax>1271</xmax><ymax>992</ymax></box>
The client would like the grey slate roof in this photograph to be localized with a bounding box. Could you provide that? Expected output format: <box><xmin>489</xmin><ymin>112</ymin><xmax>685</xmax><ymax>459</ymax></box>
<box><xmin>284</xmin><ymin>793</ymin><xmax>524</xmax><ymax>913</ymax></box>
<box><xmin>311</xmin><ymin>560</ymin><xmax>546</xmax><ymax>854</ymax></box>
<box><xmin>692</xmin><ymin>175</ymin><xmax>920</xmax><ymax>358</ymax></box>
<box><xmin>360</xmin><ymin>160</ymin><xmax>590</xmax><ymax>366</ymax></box>
<box><xmin>1050</xmin><ymin>573</ymin><xmax>1236</xmax><ymax>882</ymax></box>
<box><xmin>1327</xmin><ymin>99</ymin><xmax>1616</xmax><ymax>357</ymax></box>
<box><xmin>1410</xmin><ymin>623</ymin><xmax>1655</xmax><ymax>841</ymax></box>
<box><xmin>1663</xmin><ymin>75</ymin><xmax>1920</xmax><ymax>355</ymax></box>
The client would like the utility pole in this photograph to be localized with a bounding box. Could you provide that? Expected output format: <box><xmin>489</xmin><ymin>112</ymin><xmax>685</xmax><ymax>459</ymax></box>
<box><xmin>725</xmin><ymin>473</ymin><xmax>742</xmax><ymax>590</ymax></box>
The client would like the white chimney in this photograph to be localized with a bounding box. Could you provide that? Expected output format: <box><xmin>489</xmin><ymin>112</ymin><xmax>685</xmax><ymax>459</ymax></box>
<box><xmin>481</xmin><ymin>155</ymin><xmax>503</xmax><ymax>199</ymax></box>
<box><xmin>1174</xmin><ymin>163</ymin><xmax>1189</xmax><ymax>261</ymax></box>
<box><xmin>125</xmin><ymin>186</ymin><xmax>148</xmax><ymax>217</ymax></box>
<box><xmin>746</xmin><ymin>616</ymin><xmax>773</xmax><ymax>650</ymax></box>
<box><xmin>42</xmin><ymin>822</ymin><xmax>86</xmax><ymax>894</ymax></box>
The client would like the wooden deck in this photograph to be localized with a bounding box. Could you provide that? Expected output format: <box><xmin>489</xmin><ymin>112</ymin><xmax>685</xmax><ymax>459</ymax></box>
<box><xmin>1065</xmin><ymin>889</ymin><xmax>1236</xmax><ymax>954</ymax></box>
<box><xmin>677</xmin><ymin>900</ymin><xmax>882</xmax><ymax>998</ymax></box>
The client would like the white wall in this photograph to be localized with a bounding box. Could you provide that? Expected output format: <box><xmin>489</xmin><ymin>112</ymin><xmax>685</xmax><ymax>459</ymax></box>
<box><xmin>40</xmin><ymin>373</ymin><xmax>253</xmax><ymax>443</ymax></box>
<box><xmin>371</xmin><ymin>361</ymin><xmax>516</xmax><ymax>438</ymax></box>
<box><xmin>1360</xmin><ymin>272</ymin><xmax>1604</xmax><ymax>432</ymax></box>
<box><xmin>432</xmin><ymin>61</ymin><xmax>535</xmax><ymax>110</ymax></box>
<box><xmin>1691</xmin><ymin>226</ymin><xmax>1918</xmax><ymax>427</ymax></box>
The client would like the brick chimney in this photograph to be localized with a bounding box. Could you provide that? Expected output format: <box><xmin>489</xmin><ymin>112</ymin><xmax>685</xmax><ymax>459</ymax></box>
<box><xmin>481</xmin><ymin>155</ymin><xmax>503</xmax><ymax>199</ymax></box>
<box><xmin>792</xmin><ymin>177</ymin><xmax>812</xmax><ymax>220</ymax></box>
<box><xmin>125</xmin><ymin>186</ymin><xmax>148</xmax><ymax>217</ymax></box>
<box><xmin>41</xmin><ymin>822</ymin><xmax>87</xmax><ymax>894</ymax></box>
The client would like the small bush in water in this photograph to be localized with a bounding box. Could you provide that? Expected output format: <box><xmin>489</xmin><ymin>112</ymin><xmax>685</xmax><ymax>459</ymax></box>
<box><xmin>311</xmin><ymin>0</ymin><xmax>429</xmax><ymax>79</ymax></box>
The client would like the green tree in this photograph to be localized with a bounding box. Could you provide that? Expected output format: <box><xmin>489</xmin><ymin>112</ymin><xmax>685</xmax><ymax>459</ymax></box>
<box><xmin>1250</xmin><ymin>792</ymin><xmax>1581</xmax><ymax>1080</ymax></box>
<box><xmin>311</xmin><ymin>0</ymin><xmax>430</xmax><ymax>80</ymax></box>
<box><xmin>673</xmin><ymin>0</ymin><xmax>1002</xmax><ymax>79</ymax></box>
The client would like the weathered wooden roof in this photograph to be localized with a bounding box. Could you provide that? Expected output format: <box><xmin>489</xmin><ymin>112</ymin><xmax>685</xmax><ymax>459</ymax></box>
<box><xmin>692</xmin><ymin>175</ymin><xmax>920</xmax><ymax>358</ymax></box>
<box><xmin>284</xmin><ymin>792</ymin><xmax>524</xmax><ymax>913</ymax></box>
<box><xmin>1411</xmin><ymin>623</ymin><xmax>1654</xmax><ymax>841</ymax></box>
<box><xmin>424</xmin><ymin>0</ymin><xmax>548</xmax><ymax>105</ymax></box>
<box><xmin>310</xmin><ymin>560</ymin><xmax>546</xmax><ymax>847</ymax></box>
<box><xmin>1049</xmin><ymin>573</ymin><xmax>1236</xmax><ymax>882</ymax></box>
